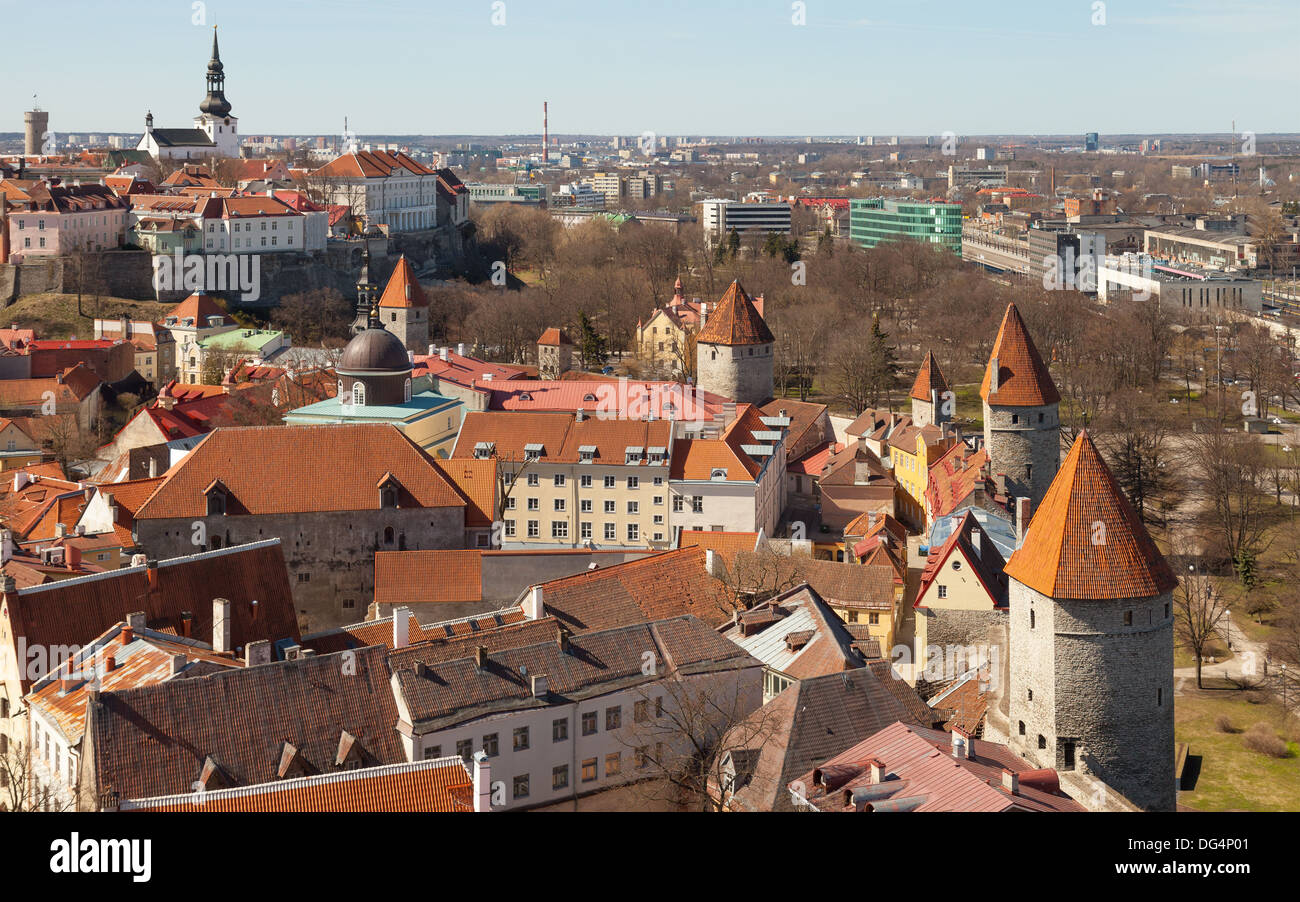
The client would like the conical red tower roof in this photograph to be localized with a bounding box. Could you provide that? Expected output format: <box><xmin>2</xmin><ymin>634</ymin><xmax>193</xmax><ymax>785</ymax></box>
<box><xmin>1004</xmin><ymin>431</ymin><xmax>1177</xmax><ymax>600</ymax></box>
<box><xmin>378</xmin><ymin>256</ymin><xmax>428</xmax><ymax>309</ymax></box>
<box><xmin>696</xmin><ymin>280</ymin><xmax>774</xmax><ymax>346</ymax></box>
<box><xmin>980</xmin><ymin>303</ymin><xmax>1060</xmax><ymax>407</ymax></box>
<box><xmin>910</xmin><ymin>351</ymin><xmax>950</xmax><ymax>402</ymax></box>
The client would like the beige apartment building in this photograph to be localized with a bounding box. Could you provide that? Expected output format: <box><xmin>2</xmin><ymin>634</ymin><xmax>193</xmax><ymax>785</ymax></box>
<box><xmin>452</xmin><ymin>411</ymin><xmax>675</xmax><ymax>549</ymax></box>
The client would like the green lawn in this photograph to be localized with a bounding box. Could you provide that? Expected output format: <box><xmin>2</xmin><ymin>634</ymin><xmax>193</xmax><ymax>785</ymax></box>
<box><xmin>952</xmin><ymin>382</ymin><xmax>984</xmax><ymax>430</ymax></box>
<box><xmin>1175</xmin><ymin>690</ymin><xmax>1300</xmax><ymax>811</ymax></box>
<box><xmin>6</xmin><ymin>293</ymin><xmax>173</xmax><ymax>339</ymax></box>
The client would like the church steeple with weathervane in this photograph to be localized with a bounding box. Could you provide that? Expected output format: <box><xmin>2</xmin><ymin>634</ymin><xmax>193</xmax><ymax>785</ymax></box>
<box><xmin>193</xmin><ymin>25</ymin><xmax>240</xmax><ymax>157</ymax></box>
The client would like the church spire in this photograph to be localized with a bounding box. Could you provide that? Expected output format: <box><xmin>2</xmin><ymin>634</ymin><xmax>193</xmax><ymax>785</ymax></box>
<box><xmin>199</xmin><ymin>25</ymin><xmax>233</xmax><ymax>118</ymax></box>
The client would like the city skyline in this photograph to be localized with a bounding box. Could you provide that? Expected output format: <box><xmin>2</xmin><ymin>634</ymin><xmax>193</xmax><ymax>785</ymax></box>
<box><xmin>4</xmin><ymin>0</ymin><xmax>1297</xmax><ymax>138</ymax></box>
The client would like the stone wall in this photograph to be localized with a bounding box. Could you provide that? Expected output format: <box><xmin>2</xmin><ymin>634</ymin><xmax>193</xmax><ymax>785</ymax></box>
<box><xmin>135</xmin><ymin>506</ymin><xmax>465</xmax><ymax>634</ymax></box>
<box><xmin>982</xmin><ymin>401</ymin><xmax>1061</xmax><ymax>507</ymax></box>
<box><xmin>1007</xmin><ymin>579</ymin><xmax>1175</xmax><ymax>812</ymax></box>
<box><xmin>0</xmin><ymin>251</ymin><xmax>156</xmax><ymax>305</ymax></box>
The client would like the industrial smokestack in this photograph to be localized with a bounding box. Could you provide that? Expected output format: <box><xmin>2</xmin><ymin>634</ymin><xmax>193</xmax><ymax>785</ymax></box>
<box><xmin>543</xmin><ymin>101</ymin><xmax>549</xmax><ymax>164</ymax></box>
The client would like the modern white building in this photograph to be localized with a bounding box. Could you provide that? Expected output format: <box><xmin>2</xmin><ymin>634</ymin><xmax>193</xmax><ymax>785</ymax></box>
<box><xmin>699</xmin><ymin>199</ymin><xmax>792</xmax><ymax>247</ymax></box>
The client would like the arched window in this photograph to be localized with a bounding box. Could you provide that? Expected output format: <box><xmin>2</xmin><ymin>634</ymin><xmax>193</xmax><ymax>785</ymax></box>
<box><xmin>352</xmin><ymin>381</ymin><xmax>366</xmax><ymax>407</ymax></box>
<box><xmin>404</xmin><ymin>378</ymin><xmax>412</xmax><ymax>403</ymax></box>
<box><xmin>384</xmin><ymin>526</ymin><xmax>395</xmax><ymax>545</ymax></box>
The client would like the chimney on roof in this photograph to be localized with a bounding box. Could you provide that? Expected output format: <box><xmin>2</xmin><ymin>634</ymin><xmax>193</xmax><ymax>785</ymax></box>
<box><xmin>575</xmin><ymin>407</ymin><xmax>585</xmax><ymax>422</ymax></box>
<box><xmin>0</xmin><ymin>529</ymin><xmax>13</xmax><ymax>565</ymax></box>
<box><xmin>971</xmin><ymin>527</ymin><xmax>982</xmax><ymax>560</ymax></box>
<box><xmin>474</xmin><ymin>645</ymin><xmax>488</xmax><ymax>669</ymax></box>
<box><xmin>1015</xmin><ymin>497</ymin><xmax>1033</xmax><ymax>546</ymax></box>
<box><xmin>245</xmin><ymin>639</ymin><xmax>271</xmax><ymax>667</ymax></box>
<box><xmin>557</xmin><ymin>626</ymin><xmax>571</xmax><ymax>654</ymax></box>
<box><xmin>867</xmin><ymin>758</ymin><xmax>885</xmax><ymax>784</ymax></box>
<box><xmin>130</xmin><ymin>553</ymin><xmax>147</xmax><ymax>568</ymax></box>
<box><xmin>393</xmin><ymin>606</ymin><xmax>410</xmax><ymax>649</ymax></box>
<box><xmin>75</xmin><ymin>523</ymin><xmax>85</xmax><ymax>537</ymax></box>
<box><xmin>952</xmin><ymin>726</ymin><xmax>974</xmax><ymax>760</ymax></box>
<box><xmin>524</xmin><ymin>586</ymin><xmax>544</xmax><ymax>620</ymax></box>
<box><xmin>102</xmin><ymin>648</ymin><xmax>117</xmax><ymax>673</ymax></box>
<box><xmin>1002</xmin><ymin>768</ymin><xmax>1019</xmax><ymax>795</ymax></box>
<box><xmin>60</xmin><ymin>671</ymin><xmax>77</xmax><ymax>695</ymax></box>
<box><xmin>147</xmin><ymin>559</ymin><xmax>158</xmax><ymax>588</ymax></box>
<box><xmin>170</xmin><ymin>653</ymin><xmax>187</xmax><ymax>676</ymax></box>
<box><xmin>531</xmin><ymin>674</ymin><xmax>549</xmax><ymax>698</ymax></box>
<box><xmin>213</xmin><ymin>598</ymin><xmax>232</xmax><ymax>654</ymax></box>
<box><xmin>989</xmin><ymin>356</ymin><xmax>999</xmax><ymax>393</ymax></box>
<box><xmin>457</xmin><ymin>343</ymin><xmax>466</xmax><ymax>357</ymax></box>
<box><xmin>12</xmin><ymin>471</ymin><xmax>30</xmax><ymax>493</ymax></box>
<box><xmin>83</xmin><ymin>486</ymin><xmax>94</xmax><ymax>504</ymax></box>
<box><xmin>473</xmin><ymin>751</ymin><xmax>492</xmax><ymax>812</ymax></box>
<box><xmin>128</xmin><ymin>611</ymin><xmax>146</xmax><ymax>631</ymax></box>
<box><xmin>0</xmin><ymin>574</ymin><xmax>15</xmax><ymax>595</ymax></box>
<box><xmin>179</xmin><ymin>610</ymin><xmax>193</xmax><ymax>638</ymax></box>
<box><xmin>55</xmin><ymin>523</ymin><xmax>67</xmax><ymax>539</ymax></box>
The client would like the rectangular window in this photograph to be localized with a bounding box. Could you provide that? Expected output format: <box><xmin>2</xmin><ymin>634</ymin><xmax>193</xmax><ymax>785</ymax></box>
<box><xmin>423</xmin><ymin>745</ymin><xmax>442</xmax><ymax>760</ymax></box>
<box><xmin>483</xmin><ymin>733</ymin><xmax>499</xmax><ymax>757</ymax></box>
<box><xmin>456</xmin><ymin>739</ymin><xmax>473</xmax><ymax>761</ymax></box>
<box><xmin>527</xmin><ymin>497</ymin><xmax>539</xmax><ymax>511</ymax></box>
<box><xmin>604</xmin><ymin>523</ymin><xmax>616</xmax><ymax>541</ymax></box>
<box><xmin>627</xmin><ymin>523</ymin><xmax>640</xmax><ymax>542</ymax></box>
<box><xmin>503</xmin><ymin>519</ymin><xmax>516</xmax><ymax>537</ymax></box>
<box><xmin>634</xmin><ymin>699</ymin><xmax>648</xmax><ymax>723</ymax></box>
<box><xmin>692</xmin><ymin>497</ymin><xmax>704</xmax><ymax>513</ymax></box>
<box><xmin>627</xmin><ymin>476</ymin><xmax>639</xmax><ymax>489</ymax></box>
<box><xmin>605</xmin><ymin>706</ymin><xmax>622</xmax><ymax>731</ymax></box>
<box><xmin>580</xmin><ymin>475</ymin><xmax>593</xmax><ymax>488</ymax></box>
<box><xmin>553</xmin><ymin>765</ymin><xmax>569</xmax><ymax>790</ymax></box>
<box><xmin>627</xmin><ymin>501</ymin><xmax>639</xmax><ymax>515</ymax></box>
<box><xmin>513</xmin><ymin>774</ymin><xmax>529</xmax><ymax>799</ymax></box>
<box><xmin>581</xmin><ymin>712</ymin><xmax>598</xmax><ymax>736</ymax></box>
<box><xmin>553</xmin><ymin>717</ymin><xmax>568</xmax><ymax>742</ymax></box>
<box><xmin>513</xmin><ymin>726</ymin><xmax>529</xmax><ymax>751</ymax></box>
<box><xmin>605</xmin><ymin>753</ymin><xmax>621</xmax><ymax>777</ymax></box>
<box><xmin>673</xmin><ymin>496</ymin><xmax>684</xmax><ymax>512</ymax></box>
<box><xmin>604</xmin><ymin>500</ymin><xmax>616</xmax><ymax>514</ymax></box>
<box><xmin>580</xmin><ymin>499</ymin><xmax>593</xmax><ymax>513</ymax></box>
<box><xmin>581</xmin><ymin>759</ymin><xmax>597</xmax><ymax>782</ymax></box>
<box><xmin>527</xmin><ymin>473</ymin><xmax>540</xmax><ymax>487</ymax></box>
<box><xmin>551</xmin><ymin>521</ymin><xmax>568</xmax><ymax>539</ymax></box>
<box><xmin>554</xmin><ymin>474</ymin><xmax>566</xmax><ymax>487</ymax></box>
<box><xmin>653</xmin><ymin>496</ymin><xmax>663</xmax><ymax>506</ymax></box>
<box><xmin>527</xmin><ymin>520</ymin><xmax>539</xmax><ymax>538</ymax></box>
<box><xmin>635</xmin><ymin>747</ymin><xmax>649</xmax><ymax>769</ymax></box>
<box><xmin>937</xmin><ymin>585</ymin><xmax>947</xmax><ymax>599</ymax></box>
<box><xmin>604</xmin><ymin>476</ymin><xmax>616</xmax><ymax>489</ymax></box>
<box><xmin>580</xmin><ymin>521</ymin><xmax>592</xmax><ymax>540</ymax></box>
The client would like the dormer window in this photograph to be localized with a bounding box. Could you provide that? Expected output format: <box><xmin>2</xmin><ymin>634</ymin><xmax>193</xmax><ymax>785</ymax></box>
<box><xmin>626</xmin><ymin>446</ymin><xmax>644</xmax><ymax>465</ymax></box>
<box><xmin>524</xmin><ymin>443</ymin><xmax>544</xmax><ymax>461</ymax></box>
<box><xmin>473</xmin><ymin>441</ymin><xmax>495</xmax><ymax>460</ymax></box>
<box><xmin>710</xmin><ymin>468</ymin><xmax>727</xmax><ymax>480</ymax></box>
<box><xmin>578</xmin><ymin>445</ymin><xmax>597</xmax><ymax>464</ymax></box>
<box><xmin>204</xmin><ymin>479</ymin><xmax>229</xmax><ymax>516</ymax></box>
<box><xmin>582</xmin><ymin>393</ymin><xmax>598</xmax><ymax>403</ymax></box>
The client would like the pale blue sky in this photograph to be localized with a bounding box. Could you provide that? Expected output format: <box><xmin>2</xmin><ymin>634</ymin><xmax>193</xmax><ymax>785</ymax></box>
<box><xmin>3</xmin><ymin>0</ymin><xmax>1295</xmax><ymax>137</ymax></box>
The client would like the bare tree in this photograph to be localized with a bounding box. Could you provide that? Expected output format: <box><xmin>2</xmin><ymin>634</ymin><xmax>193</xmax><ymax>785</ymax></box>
<box><xmin>0</xmin><ymin>741</ymin><xmax>72</xmax><ymax>812</ymax></box>
<box><xmin>1175</xmin><ymin>571</ymin><xmax>1231</xmax><ymax>689</ymax></box>
<box><xmin>1193</xmin><ymin>430</ymin><xmax>1275</xmax><ymax>583</ymax></box>
<box><xmin>611</xmin><ymin>671</ymin><xmax>772</xmax><ymax>812</ymax></box>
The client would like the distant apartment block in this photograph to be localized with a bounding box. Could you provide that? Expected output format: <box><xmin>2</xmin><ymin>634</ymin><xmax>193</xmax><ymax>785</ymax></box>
<box><xmin>850</xmin><ymin>198</ymin><xmax>962</xmax><ymax>254</ymax></box>
<box><xmin>466</xmin><ymin>183</ymin><xmax>548</xmax><ymax>207</ymax></box>
<box><xmin>948</xmin><ymin>165</ymin><xmax>1008</xmax><ymax>188</ymax></box>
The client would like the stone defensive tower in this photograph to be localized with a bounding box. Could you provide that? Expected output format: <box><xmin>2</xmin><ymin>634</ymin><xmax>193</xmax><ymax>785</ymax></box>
<box><xmin>24</xmin><ymin>109</ymin><xmax>49</xmax><ymax>156</ymax></box>
<box><xmin>377</xmin><ymin>255</ymin><xmax>429</xmax><ymax>354</ymax></box>
<box><xmin>981</xmin><ymin>303</ymin><xmax>1061</xmax><ymax>509</ymax></box>
<box><xmin>694</xmin><ymin>280</ymin><xmax>774</xmax><ymax>406</ymax></box>
<box><xmin>1002</xmin><ymin>431</ymin><xmax>1179</xmax><ymax>811</ymax></box>
<box><xmin>909</xmin><ymin>350</ymin><xmax>951</xmax><ymax>428</ymax></box>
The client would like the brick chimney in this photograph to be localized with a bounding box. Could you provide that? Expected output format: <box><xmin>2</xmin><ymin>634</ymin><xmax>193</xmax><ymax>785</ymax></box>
<box><xmin>867</xmin><ymin>757</ymin><xmax>885</xmax><ymax>784</ymax></box>
<box><xmin>1002</xmin><ymin>768</ymin><xmax>1019</xmax><ymax>795</ymax></box>
<box><xmin>474</xmin><ymin>645</ymin><xmax>488</xmax><ymax>669</ymax></box>
<box><xmin>523</xmin><ymin>586</ymin><xmax>544</xmax><ymax>620</ymax></box>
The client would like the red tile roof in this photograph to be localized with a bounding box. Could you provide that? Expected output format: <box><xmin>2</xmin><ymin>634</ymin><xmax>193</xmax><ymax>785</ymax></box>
<box><xmin>537</xmin><ymin>327</ymin><xmax>572</xmax><ymax>346</ymax></box>
<box><xmin>120</xmin><ymin>758</ymin><xmax>474</xmax><ymax>812</ymax></box>
<box><xmin>695</xmin><ymin>280</ymin><xmax>775</xmax><ymax>346</ymax></box>
<box><xmin>980</xmin><ymin>303</ymin><xmax>1060</xmax><ymax>407</ymax></box>
<box><xmin>312</xmin><ymin>150</ymin><xmax>435</xmax><ymax>179</ymax></box>
<box><xmin>1004</xmin><ymin>431</ymin><xmax>1177</xmax><ymax>600</ymax></box>
<box><xmin>378</xmin><ymin>256</ymin><xmax>429</xmax><ymax>309</ymax></box>
<box><xmin>134</xmin><ymin>424</ymin><xmax>466</xmax><ymax>519</ymax></box>
<box><xmin>925</xmin><ymin>443</ymin><xmax>992</xmax><ymax>521</ymax></box>
<box><xmin>163</xmin><ymin>292</ymin><xmax>227</xmax><ymax>324</ymax></box>
<box><xmin>374</xmin><ymin>549</ymin><xmax>483</xmax><ymax>608</ymax></box>
<box><xmin>1</xmin><ymin>540</ymin><xmax>299</xmax><ymax>694</ymax></box>
<box><xmin>910</xmin><ymin>351</ymin><xmax>950</xmax><ymax>402</ymax></box>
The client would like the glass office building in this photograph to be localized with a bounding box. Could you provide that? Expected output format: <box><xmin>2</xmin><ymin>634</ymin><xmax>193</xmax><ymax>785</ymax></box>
<box><xmin>848</xmin><ymin>198</ymin><xmax>963</xmax><ymax>254</ymax></box>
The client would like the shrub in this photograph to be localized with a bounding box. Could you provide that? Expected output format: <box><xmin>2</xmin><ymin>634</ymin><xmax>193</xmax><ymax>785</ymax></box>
<box><xmin>1244</xmin><ymin>690</ymin><xmax>1267</xmax><ymax>705</ymax></box>
<box><xmin>1215</xmin><ymin>715</ymin><xmax>1241</xmax><ymax>734</ymax></box>
<box><xmin>1243</xmin><ymin>723</ymin><xmax>1289</xmax><ymax>758</ymax></box>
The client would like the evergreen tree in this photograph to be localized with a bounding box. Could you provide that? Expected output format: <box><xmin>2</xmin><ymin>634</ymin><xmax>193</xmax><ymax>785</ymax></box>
<box><xmin>577</xmin><ymin>310</ymin><xmax>607</xmax><ymax>370</ymax></box>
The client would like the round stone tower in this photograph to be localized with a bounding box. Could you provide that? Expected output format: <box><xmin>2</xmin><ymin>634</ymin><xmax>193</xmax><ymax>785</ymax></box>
<box><xmin>377</xmin><ymin>255</ymin><xmax>430</xmax><ymax>353</ymax></box>
<box><xmin>695</xmin><ymin>280</ymin><xmax>774</xmax><ymax>405</ymax></box>
<box><xmin>981</xmin><ymin>303</ymin><xmax>1061</xmax><ymax>508</ymax></box>
<box><xmin>1003</xmin><ymin>431</ymin><xmax>1178</xmax><ymax>811</ymax></box>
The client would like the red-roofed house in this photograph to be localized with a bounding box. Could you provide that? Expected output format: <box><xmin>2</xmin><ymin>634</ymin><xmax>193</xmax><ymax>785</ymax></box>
<box><xmin>309</xmin><ymin>150</ymin><xmax>440</xmax><ymax>233</ymax></box>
